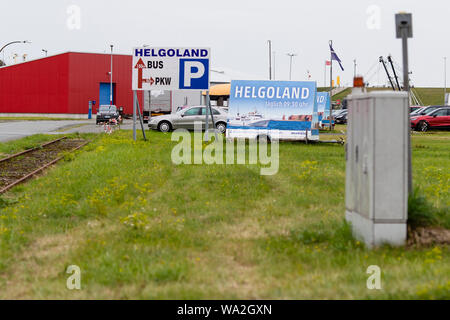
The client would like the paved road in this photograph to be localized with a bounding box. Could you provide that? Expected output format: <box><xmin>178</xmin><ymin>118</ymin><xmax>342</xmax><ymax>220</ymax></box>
<box><xmin>0</xmin><ymin>119</ymin><xmax>142</xmax><ymax>142</ymax></box>
<box><xmin>0</xmin><ymin>120</ymin><xmax>92</xmax><ymax>142</ymax></box>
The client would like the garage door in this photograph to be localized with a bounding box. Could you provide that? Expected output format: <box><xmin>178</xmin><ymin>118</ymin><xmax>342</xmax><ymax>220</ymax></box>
<box><xmin>99</xmin><ymin>83</ymin><xmax>116</xmax><ymax>105</ymax></box>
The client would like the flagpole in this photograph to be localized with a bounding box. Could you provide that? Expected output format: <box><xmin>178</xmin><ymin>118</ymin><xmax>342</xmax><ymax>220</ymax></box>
<box><xmin>329</xmin><ymin>40</ymin><xmax>333</xmax><ymax>131</ymax></box>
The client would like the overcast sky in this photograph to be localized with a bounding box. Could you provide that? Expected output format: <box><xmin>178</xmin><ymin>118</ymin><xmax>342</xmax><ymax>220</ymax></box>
<box><xmin>1</xmin><ymin>0</ymin><xmax>449</xmax><ymax>87</ymax></box>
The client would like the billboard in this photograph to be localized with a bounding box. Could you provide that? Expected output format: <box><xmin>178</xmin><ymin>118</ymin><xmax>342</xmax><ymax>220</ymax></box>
<box><xmin>132</xmin><ymin>47</ymin><xmax>210</xmax><ymax>91</ymax></box>
<box><xmin>317</xmin><ymin>92</ymin><xmax>333</xmax><ymax>127</ymax></box>
<box><xmin>226</xmin><ymin>80</ymin><xmax>319</xmax><ymax>141</ymax></box>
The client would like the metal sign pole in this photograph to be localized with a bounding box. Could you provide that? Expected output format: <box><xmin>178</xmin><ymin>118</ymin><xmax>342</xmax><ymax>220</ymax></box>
<box><xmin>208</xmin><ymin>92</ymin><xmax>219</xmax><ymax>141</ymax></box>
<box><xmin>133</xmin><ymin>90</ymin><xmax>137</xmax><ymax>141</ymax></box>
<box><xmin>329</xmin><ymin>40</ymin><xmax>333</xmax><ymax>131</ymax></box>
<box><xmin>136</xmin><ymin>94</ymin><xmax>147</xmax><ymax>141</ymax></box>
<box><xmin>204</xmin><ymin>91</ymin><xmax>210</xmax><ymax>142</ymax></box>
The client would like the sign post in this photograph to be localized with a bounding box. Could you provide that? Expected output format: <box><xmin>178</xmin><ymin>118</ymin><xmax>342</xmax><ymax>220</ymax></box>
<box><xmin>396</xmin><ymin>13</ymin><xmax>413</xmax><ymax>195</ymax></box>
<box><xmin>204</xmin><ymin>91</ymin><xmax>218</xmax><ymax>142</ymax></box>
<box><xmin>132</xmin><ymin>47</ymin><xmax>211</xmax><ymax>141</ymax></box>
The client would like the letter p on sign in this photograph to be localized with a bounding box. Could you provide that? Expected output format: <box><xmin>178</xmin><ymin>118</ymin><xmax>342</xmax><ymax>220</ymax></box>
<box><xmin>179</xmin><ymin>59</ymin><xmax>209</xmax><ymax>89</ymax></box>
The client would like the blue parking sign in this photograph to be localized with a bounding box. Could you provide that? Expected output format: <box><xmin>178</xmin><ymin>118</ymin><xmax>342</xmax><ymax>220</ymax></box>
<box><xmin>179</xmin><ymin>59</ymin><xmax>209</xmax><ymax>90</ymax></box>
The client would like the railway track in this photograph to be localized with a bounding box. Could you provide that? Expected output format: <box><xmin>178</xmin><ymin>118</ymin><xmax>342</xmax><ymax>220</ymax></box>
<box><xmin>0</xmin><ymin>137</ymin><xmax>89</xmax><ymax>194</ymax></box>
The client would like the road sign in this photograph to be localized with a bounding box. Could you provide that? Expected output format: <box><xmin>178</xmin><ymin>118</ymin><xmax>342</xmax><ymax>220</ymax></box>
<box><xmin>132</xmin><ymin>47</ymin><xmax>210</xmax><ymax>91</ymax></box>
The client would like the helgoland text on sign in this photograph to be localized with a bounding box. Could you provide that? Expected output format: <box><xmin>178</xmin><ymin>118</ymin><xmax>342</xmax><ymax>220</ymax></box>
<box><xmin>132</xmin><ymin>47</ymin><xmax>210</xmax><ymax>91</ymax></box>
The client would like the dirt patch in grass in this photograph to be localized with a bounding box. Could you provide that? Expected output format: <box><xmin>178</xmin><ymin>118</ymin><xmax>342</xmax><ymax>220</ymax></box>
<box><xmin>408</xmin><ymin>226</ymin><xmax>450</xmax><ymax>247</ymax></box>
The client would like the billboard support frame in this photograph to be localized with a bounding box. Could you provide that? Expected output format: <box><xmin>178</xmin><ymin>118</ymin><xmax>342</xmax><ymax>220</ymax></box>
<box><xmin>133</xmin><ymin>90</ymin><xmax>147</xmax><ymax>141</ymax></box>
<box><xmin>204</xmin><ymin>91</ymin><xmax>219</xmax><ymax>142</ymax></box>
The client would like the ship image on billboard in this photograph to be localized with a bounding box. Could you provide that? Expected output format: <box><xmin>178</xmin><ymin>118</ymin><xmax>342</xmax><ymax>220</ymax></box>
<box><xmin>226</xmin><ymin>80</ymin><xmax>319</xmax><ymax>141</ymax></box>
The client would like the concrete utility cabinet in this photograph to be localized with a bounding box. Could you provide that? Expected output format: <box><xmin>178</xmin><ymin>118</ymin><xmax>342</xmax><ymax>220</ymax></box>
<box><xmin>345</xmin><ymin>90</ymin><xmax>409</xmax><ymax>248</ymax></box>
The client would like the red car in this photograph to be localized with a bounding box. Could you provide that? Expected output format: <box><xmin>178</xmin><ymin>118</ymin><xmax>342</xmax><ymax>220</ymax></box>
<box><xmin>411</xmin><ymin>107</ymin><xmax>450</xmax><ymax>132</ymax></box>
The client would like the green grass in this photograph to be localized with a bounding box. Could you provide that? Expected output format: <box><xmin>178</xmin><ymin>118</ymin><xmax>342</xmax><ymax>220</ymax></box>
<box><xmin>322</xmin><ymin>87</ymin><xmax>450</xmax><ymax>106</ymax></box>
<box><xmin>0</xmin><ymin>130</ymin><xmax>448</xmax><ymax>299</ymax></box>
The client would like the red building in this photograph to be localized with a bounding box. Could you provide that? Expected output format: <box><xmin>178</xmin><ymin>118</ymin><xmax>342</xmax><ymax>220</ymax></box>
<box><xmin>0</xmin><ymin>52</ymin><xmax>142</xmax><ymax>117</ymax></box>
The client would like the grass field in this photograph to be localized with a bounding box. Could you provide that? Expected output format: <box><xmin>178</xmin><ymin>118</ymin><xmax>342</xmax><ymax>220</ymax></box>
<box><xmin>0</xmin><ymin>130</ymin><xmax>448</xmax><ymax>299</ymax></box>
<box><xmin>317</xmin><ymin>87</ymin><xmax>450</xmax><ymax>106</ymax></box>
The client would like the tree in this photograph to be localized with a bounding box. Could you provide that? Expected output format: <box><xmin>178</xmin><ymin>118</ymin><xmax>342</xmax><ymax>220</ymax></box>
<box><xmin>0</xmin><ymin>60</ymin><xmax>5</xmax><ymax>67</ymax></box>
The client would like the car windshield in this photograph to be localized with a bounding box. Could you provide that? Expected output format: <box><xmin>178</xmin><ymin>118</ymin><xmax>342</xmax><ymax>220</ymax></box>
<box><xmin>100</xmin><ymin>106</ymin><xmax>116</xmax><ymax>112</ymax></box>
<box><xmin>411</xmin><ymin>107</ymin><xmax>424</xmax><ymax>115</ymax></box>
<box><xmin>423</xmin><ymin>108</ymin><xmax>438</xmax><ymax>115</ymax></box>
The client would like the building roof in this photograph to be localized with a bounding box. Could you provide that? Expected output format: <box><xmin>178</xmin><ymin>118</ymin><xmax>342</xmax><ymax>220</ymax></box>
<box><xmin>0</xmin><ymin>51</ymin><xmax>265</xmax><ymax>85</ymax></box>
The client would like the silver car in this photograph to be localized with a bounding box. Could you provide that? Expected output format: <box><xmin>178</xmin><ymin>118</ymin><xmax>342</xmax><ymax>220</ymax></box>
<box><xmin>148</xmin><ymin>106</ymin><xmax>228</xmax><ymax>133</ymax></box>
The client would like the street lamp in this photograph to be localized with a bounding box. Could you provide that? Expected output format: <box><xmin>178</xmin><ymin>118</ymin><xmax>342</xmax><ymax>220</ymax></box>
<box><xmin>0</xmin><ymin>40</ymin><xmax>31</xmax><ymax>54</ymax></box>
<box><xmin>444</xmin><ymin>57</ymin><xmax>447</xmax><ymax>105</ymax></box>
<box><xmin>110</xmin><ymin>45</ymin><xmax>113</xmax><ymax>106</ymax></box>
<box><xmin>42</xmin><ymin>49</ymin><xmax>48</xmax><ymax>57</ymax></box>
<box><xmin>286</xmin><ymin>53</ymin><xmax>297</xmax><ymax>80</ymax></box>
<box><xmin>267</xmin><ymin>40</ymin><xmax>272</xmax><ymax>80</ymax></box>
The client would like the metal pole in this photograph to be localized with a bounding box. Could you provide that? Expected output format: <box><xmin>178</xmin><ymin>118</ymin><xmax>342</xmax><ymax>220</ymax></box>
<box><xmin>401</xmin><ymin>27</ymin><xmax>412</xmax><ymax>194</ymax></box>
<box><xmin>353</xmin><ymin>59</ymin><xmax>357</xmax><ymax>78</ymax></box>
<box><xmin>204</xmin><ymin>92</ymin><xmax>210</xmax><ymax>142</ymax></box>
<box><xmin>136</xmin><ymin>95</ymin><xmax>147</xmax><ymax>141</ymax></box>
<box><xmin>110</xmin><ymin>45</ymin><xmax>113</xmax><ymax>105</ymax></box>
<box><xmin>444</xmin><ymin>57</ymin><xmax>447</xmax><ymax>105</ymax></box>
<box><xmin>273</xmin><ymin>51</ymin><xmax>276</xmax><ymax>80</ymax></box>
<box><xmin>133</xmin><ymin>91</ymin><xmax>137</xmax><ymax>141</ymax></box>
<box><xmin>289</xmin><ymin>55</ymin><xmax>293</xmax><ymax>80</ymax></box>
<box><xmin>268</xmin><ymin>40</ymin><xmax>272</xmax><ymax>80</ymax></box>
<box><xmin>287</xmin><ymin>53</ymin><xmax>296</xmax><ymax>80</ymax></box>
<box><xmin>208</xmin><ymin>94</ymin><xmax>219</xmax><ymax>141</ymax></box>
<box><xmin>329</xmin><ymin>41</ymin><xmax>333</xmax><ymax>131</ymax></box>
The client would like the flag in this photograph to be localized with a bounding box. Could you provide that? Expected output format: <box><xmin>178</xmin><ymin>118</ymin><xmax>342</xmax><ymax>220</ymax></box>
<box><xmin>329</xmin><ymin>43</ymin><xmax>344</xmax><ymax>71</ymax></box>
<box><xmin>325</xmin><ymin>60</ymin><xmax>331</xmax><ymax>66</ymax></box>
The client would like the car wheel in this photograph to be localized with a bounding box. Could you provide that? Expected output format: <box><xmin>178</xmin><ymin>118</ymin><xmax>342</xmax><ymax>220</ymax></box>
<box><xmin>215</xmin><ymin>122</ymin><xmax>227</xmax><ymax>134</ymax></box>
<box><xmin>158</xmin><ymin>121</ymin><xmax>171</xmax><ymax>133</ymax></box>
<box><xmin>419</xmin><ymin>121</ymin><xmax>429</xmax><ymax>132</ymax></box>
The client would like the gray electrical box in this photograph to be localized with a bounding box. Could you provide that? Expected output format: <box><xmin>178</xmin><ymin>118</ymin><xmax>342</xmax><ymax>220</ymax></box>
<box><xmin>345</xmin><ymin>90</ymin><xmax>409</xmax><ymax>248</ymax></box>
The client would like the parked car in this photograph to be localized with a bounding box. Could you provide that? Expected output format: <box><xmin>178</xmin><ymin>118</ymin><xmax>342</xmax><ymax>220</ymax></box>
<box><xmin>332</xmin><ymin>109</ymin><xmax>344</xmax><ymax>117</ymax></box>
<box><xmin>410</xmin><ymin>107</ymin><xmax>426</xmax><ymax>116</ymax></box>
<box><xmin>410</xmin><ymin>106</ymin><xmax>423</xmax><ymax>113</ymax></box>
<box><xmin>411</xmin><ymin>105</ymin><xmax>445</xmax><ymax>117</ymax></box>
<box><xmin>148</xmin><ymin>106</ymin><xmax>228</xmax><ymax>133</ymax></box>
<box><xmin>96</xmin><ymin>105</ymin><xmax>121</xmax><ymax>124</ymax></box>
<box><xmin>410</xmin><ymin>107</ymin><xmax>450</xmax><ymax>131</ymax></box>
<box><xmin>335</xmin><ymin>110</ymin><xmax>348</xmax><ymax>124</ymax></box>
